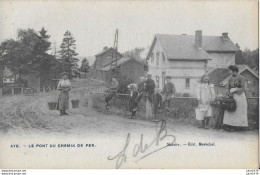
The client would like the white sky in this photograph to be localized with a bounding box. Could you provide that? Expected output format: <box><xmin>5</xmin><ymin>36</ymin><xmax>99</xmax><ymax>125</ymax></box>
<box><xmin>0</xmin><ymin>0</ymin><xmax>258</xmax><ymax>64</ymax></box>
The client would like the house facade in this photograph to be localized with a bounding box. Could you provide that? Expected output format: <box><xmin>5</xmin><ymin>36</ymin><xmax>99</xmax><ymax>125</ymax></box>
<box><xmin>146</xmin><ymin>30</ymin><xmax>238</xmax><ymax>97</ymax></box>
<box><xmin>92</xmin><ymin>47</ymin><xmax>123</xmax><ymax>80</ymax></box>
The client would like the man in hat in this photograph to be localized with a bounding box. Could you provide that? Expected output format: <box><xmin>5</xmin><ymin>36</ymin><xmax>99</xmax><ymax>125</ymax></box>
<box><xmin>145</xmin><ymin>74</ymin><xmax>156</xmax><ymax>103</ymax></box>
<box><xmin>145</xmin><ymin>73</ymin><xmax>155</xmax><ymax>119</ymax></box>
<box><xmin>161</xmin><ymin>76</ymin><xmax>176</xmax><ymax>110</ymax></box>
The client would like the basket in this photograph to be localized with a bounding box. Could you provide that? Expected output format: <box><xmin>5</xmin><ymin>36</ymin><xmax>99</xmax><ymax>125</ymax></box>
<box><xmin>48</xmin><ymin>102</ymin><xmax>57</xmax><ymax>110</ymax></box>
<box><xmin>71</xmin><ymin>100</ymin><xmax>80</xmax><ymax>108</ymax></box>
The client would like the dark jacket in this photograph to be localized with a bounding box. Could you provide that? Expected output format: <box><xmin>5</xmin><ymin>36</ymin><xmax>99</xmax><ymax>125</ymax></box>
<box><xmin>146</xmin><ymin>79</ymin><xmax>156</xmax><ymax>102</ymax></box>
<box><xmin>153</xmin><ymin>93</ymin><xmax>162</xmax><ymax>110</ymax></box>
<box><xmin>129</xmin><ymin>90</ymin><xmax>138</xmax><ymax>111</ymax></box>
<box><xmin>162</xmin><ymin>82</ymin><xmax>176</xmax><ymax>94</ymax></box>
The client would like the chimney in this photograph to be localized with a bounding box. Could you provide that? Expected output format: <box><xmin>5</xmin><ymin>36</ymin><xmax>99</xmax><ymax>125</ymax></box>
<box><xmin>103</xmin><ymin>46</ymin><xmax>108</xmax><ymax>51</ymax></box>
<box><xmin>195</xmin><ymin>30</ymin><xmax>202</xmax><ymax>48</ymax></box>
<box><xmin>222</xmin><ymin>32</ymin><xmax>229</xmax><ymax>40</ymax></box>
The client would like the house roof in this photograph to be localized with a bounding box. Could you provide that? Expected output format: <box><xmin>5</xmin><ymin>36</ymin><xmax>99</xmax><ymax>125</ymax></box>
<box><xmin>95</xmin><ymin>47</ymin><xmax>123</xmax><ymax>57</ymax></box>
<box><xmin>100</xmin><ymin>57</ymin><xmax>145</xmax><ymax>71</ymax></box>
<box><xmin>208</xmin><ymin>68</ymin><xmax>231</xmax><ymax>85</ymax></box>
<box><xmin>208</xmin><ymin>65</ymin><xmax>259</xmax><ymax>86</ymax></box>
<box><xmin>147</xmin><ymin>34</ymin><xmax>238</xmax><ymax>60</ymax></box>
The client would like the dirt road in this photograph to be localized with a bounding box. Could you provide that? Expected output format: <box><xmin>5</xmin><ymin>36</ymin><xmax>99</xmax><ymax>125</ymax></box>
<box><xmin>0</xmin><ymin>90</ymin><xmax>258</xmax><ymax>169</ymax></box>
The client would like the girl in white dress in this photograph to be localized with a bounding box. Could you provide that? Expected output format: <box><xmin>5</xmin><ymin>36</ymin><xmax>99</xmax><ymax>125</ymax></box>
<box><xmin>197</xmin><ymin>75</ymin><xmax>215</xmax><ymax>129</ymax></box>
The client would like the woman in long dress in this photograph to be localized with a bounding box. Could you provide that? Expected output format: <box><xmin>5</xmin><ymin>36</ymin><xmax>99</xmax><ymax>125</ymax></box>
<box><xmin>197</xmin><ymin>75</ymin><xmax>215</xmax><ymax>129</ymax></box>
<box><xmin>223</xmin><ymin>65</ymin><xmax>248</xmax><ymax>132</ymax></box>
<box><xmin>56</xmin><ymin>72</ymin><xmax>72</xmax><ymax>116</ymax></box>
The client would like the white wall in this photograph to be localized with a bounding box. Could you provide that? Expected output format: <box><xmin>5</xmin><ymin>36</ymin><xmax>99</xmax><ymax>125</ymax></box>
<box><xmin>207</xmin><ymin>52</ymin><xmax>235</xmax><ymax>70</ymax></box>
<box><xmin>148</xmin><ymin>40</ymin><xmax>206</xmax><ymax>97</ymax></box>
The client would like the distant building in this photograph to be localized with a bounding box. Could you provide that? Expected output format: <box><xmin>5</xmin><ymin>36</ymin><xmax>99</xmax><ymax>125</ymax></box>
<box><xmin>100</xmin><ymin>57</ymin><xmax>146</xmax><ymax>83</ymax></box>
<box><xmin>92</xmin><ymin>46</ymin><xmax>123</xmax><ymax>80</ymax></box>
<box><xmin>208</xmin><ymin>65</ymin><xmax>259</xmax><ymax>97</ymax></box>
<box><xmin>146</xmin><ymin>30</ymin><xmax>238</xmax><ymax>96</ymax></box>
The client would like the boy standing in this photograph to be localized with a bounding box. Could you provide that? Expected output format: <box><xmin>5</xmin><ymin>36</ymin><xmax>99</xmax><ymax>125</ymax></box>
<box><xmin>152</xmin><ymin>88</ymin><xmax>162</xmax><ymax>121</ymax></box>
<box><xmin>162</xmin><ymin>76</ymin><xmax>175</xmax><ymax>109</ymax></box>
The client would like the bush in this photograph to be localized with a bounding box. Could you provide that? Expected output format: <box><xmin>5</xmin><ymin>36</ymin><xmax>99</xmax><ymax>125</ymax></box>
<box><xmin>175</xmin><ymin>93</ymin><xmax>183</xmax><ymax>97</ymax></box>
<box><xmin>91</xmin><ymin>94</ymin><xmax>259</xmax><ymax>130</ymax></box>
<box><xmin>183</xmin><ymin>93</ymin><xmax>190</xmax><ymax>97</ymax></box>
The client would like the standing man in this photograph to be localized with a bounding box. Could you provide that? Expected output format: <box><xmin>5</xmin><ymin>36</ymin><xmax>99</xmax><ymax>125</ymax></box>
<box><xmin>105</xmin><ymin>78</ymin><xmax>119</xmax><ymax>109</ymax></box>
<box><xmin>145</xmin><ymin>74</ymin><xmax>155</xmax><ymax>119</ymax></box>
<box><xmin>161</xmin><ymin>76</ymin><xmax>176</xmax><ymax>110</ymax></box>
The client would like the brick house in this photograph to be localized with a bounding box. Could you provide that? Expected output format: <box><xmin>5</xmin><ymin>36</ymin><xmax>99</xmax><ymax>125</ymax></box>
<box><xmin>92</xmin><ymin>46</ymin><xmax>123</xmax><ymax>80</ymax></box>
<box><xmin>146</xmin><ymin>30</ymin><xmax>238</xmax><ymax>97</ymax></box>
<box><xmin>208</xmin><ymin>65</ymin><xmax>259</xmax><ymax>97</ymax></box>
<box><xmin>100</xmin><ymin>57</ymin><xmax>146</xmax><ymax>83</ymax></box>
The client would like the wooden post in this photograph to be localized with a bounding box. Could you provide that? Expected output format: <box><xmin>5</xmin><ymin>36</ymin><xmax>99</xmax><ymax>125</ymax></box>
<box><xmin>11</xmin><ymin>87</ymin><xmax>14</xmax><ymax>95</ymax></box>
<box><xmin>21</xmin><ymin>87</ymin><xmax>24</xmax><ymax>95</ymax></box>
<box><xmin>146</xmin><ymin>100</ymin><xmax>153</xmax><ymax>120</ymax></box>
<box><xmin>0</xmin><ymin>88</ymin><xmax>2</xmax><ymax>96</ymax></box>
<box><xmin>87</xmin><ymin>92</ymin><xmax>93</xmax><ymax>108</ymax></box>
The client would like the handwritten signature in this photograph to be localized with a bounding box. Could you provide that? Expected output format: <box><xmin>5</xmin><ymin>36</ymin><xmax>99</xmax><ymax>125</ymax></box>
<box><xmin>107</xmin><ymin>119</ymin><xmax>176</xmax><ymax>169</ymax></box>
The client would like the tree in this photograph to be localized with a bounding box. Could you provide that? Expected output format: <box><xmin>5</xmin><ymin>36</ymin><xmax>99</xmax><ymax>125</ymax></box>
<box><xmin>123</xmin><ymin>47</ymin><xmax>145</xmax><ymax>59</ymax></box>
<box><xmin>0</xmin><ymin>28</ymin><xmax>59</xmax><ymax>87</ymax></box>
<box><xmin>0</xmin><ymin>39</ymin><xmax>32</xmax><ymax>80</ymax></box>
<box><xmin>80</xmin><ymin>58</ymin><xmax>90</xmax><ymax>77</ymax></box>
<box><xmin>58</xmin><ymin>31</ymin><xmax>79</xmax><ymax>78</ymax></box>
<box><xmin>235</xmin><ymin>43</ymin><xmax>259</xmax><ymax>71</ymax></box>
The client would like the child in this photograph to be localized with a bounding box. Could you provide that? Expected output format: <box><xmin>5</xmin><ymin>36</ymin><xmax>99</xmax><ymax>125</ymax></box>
<box><xmin>127</xmin><ymin>84</ymin><xmax>138</xmax><ymax>119</ymax></box>
<box><xmin>161</xmin><ymin>76</ymin><xmax>176</xmax><ymax>110</ymax></box>
<box><xmin>197</xmin><ymin>75</ymin><xmax>215</xmax><ymax>129</ymax></box>
<box><xmin>212</xmin><ymin>94</ymin><xmax>224</xmax><ymax>129</ymax></box>
<box><xmin>152</xmin><ymin>88</ymin><xmax>162</xmax><ymax>121</ymax></box>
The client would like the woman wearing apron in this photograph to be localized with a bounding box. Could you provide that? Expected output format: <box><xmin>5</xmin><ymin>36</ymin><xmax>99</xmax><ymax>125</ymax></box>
<box><xmin>223</xmin><ymin>65</ymin><xmax>248</xmax><ymax>132</ymax></box>
<box><xmin>56</xmin><ymin>72</ymin><xmax>72</xmax><ymax>116</ymax></box>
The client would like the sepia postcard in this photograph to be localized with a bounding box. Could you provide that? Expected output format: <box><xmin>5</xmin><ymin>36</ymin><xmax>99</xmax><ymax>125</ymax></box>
<box><xmin>0</xmin><ymin>0</ymin><xmax>258</xmax><ymax>169</ymax></box>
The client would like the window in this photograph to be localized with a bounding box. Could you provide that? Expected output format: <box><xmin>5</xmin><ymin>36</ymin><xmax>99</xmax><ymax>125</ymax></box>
<box><xmin>156</xmin><ymin>76</ymin><xmax>160</xmax><ymax>88</ymax></box>
<box><xmin>151</xmin><ymin>53</ymin><xmax>154</xmax><ymax>63</ymax></box>
<box><xmin>156</xmin><ymin>52</ymin><xmax>159</xmax><ymax>65</ymax></box>
<box><xmin>162</xmin><ymin>52</ymin><xmax>166</xmax><ymax>62</ymax></box>
<box><xmin>185</xmin><ymin>78</ymin><xmax>190</xmax><ymax>88</ymax></box>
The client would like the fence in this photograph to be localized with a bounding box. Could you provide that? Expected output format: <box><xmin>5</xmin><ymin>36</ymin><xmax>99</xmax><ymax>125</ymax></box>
<box><xmin>0</xmin><ymin>85</ymin><xmax>86</xmax><ymax>96</ymax></box>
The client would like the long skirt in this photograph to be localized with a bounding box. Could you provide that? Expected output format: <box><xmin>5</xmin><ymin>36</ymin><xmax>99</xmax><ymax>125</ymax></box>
<box><xmin>223</xmin><ymin>92</ymin><xmax>248</xmax><ymax>127</ymax></box>
<box><xmin>105</xmin><ymin>91</ymin><xmax>116</xmax><ymax>103</ymax></box>
<box><xmin>56</xmin><ymin>91</ymin><xmax>69</xmax><ymax>110</ymax></box>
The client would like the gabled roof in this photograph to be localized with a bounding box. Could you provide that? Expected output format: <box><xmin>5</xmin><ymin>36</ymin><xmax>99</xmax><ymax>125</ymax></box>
<box><xmin>146</xmin><ymin>34</ymin><xmax>238</xmax><ymax>60</ymax></box>
<box><xmin>95</xmin><ymin>47</ymin><xmax>123</xmax><ymax>57</ymax></box>
<box><xmin>100</xmin><ymin>57</ymin><xmax>145</xmax><ymax>71</ymax></box>
<box><xmin>208</xmin><ymin>65</ymin><xmax>259</xmax><ymax>86</ymax></box>
<box><xmin>208</xmin><ymin>68</ymin><xmax>231</xmax><ymax>85</ymax></box>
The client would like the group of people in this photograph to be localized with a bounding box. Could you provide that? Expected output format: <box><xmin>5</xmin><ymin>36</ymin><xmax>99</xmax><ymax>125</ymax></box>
<box><xmin>55</xmin><ymin>64</ymin><xmax>249</xmax><ymax>132</ymax></box>
<box><xmin>126</xmin><ymin>74</ymin><xmax>176</xmax><ymax>121</ymax></box>
<box><xmin>196</xmin><ymin>65</ymin><xmax>248</xmax><ymax>132</ymax></box>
